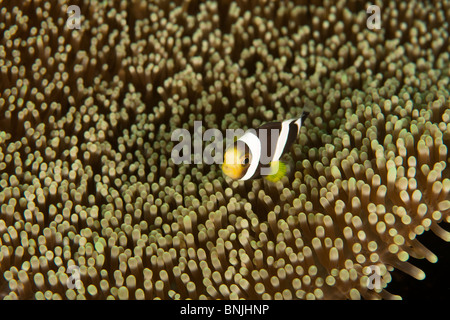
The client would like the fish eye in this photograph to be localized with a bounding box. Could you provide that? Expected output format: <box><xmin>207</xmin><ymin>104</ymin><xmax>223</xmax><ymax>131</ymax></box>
<box><xmin>241</xmin><ymin>156</ymin><xmax>250</xmax><ymax>166</ymax></box>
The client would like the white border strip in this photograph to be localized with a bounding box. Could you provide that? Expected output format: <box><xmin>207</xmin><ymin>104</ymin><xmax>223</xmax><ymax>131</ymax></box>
<box><xmin>238</xmin><ymin>131</ymin><xmax>261</xmax><ymax>181</ymax></box>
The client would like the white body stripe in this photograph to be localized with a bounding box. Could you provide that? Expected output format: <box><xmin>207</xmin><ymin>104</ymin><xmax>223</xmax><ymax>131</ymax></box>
<box><xmin>271</xmin><ymin>119</ymin><xmax>294</xmax><ymax>163</ymax></box>
<box><xmin>238</xmin><ymin>131</ymin><xmax>261</xmax><ymax>181</ymax></box>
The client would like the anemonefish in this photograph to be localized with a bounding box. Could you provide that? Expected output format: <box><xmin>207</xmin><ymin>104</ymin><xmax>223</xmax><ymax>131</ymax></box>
<box><xmin>222</xmin><ymin>111</ymin><xmax>309</xmax><ymax>182</ymax></box>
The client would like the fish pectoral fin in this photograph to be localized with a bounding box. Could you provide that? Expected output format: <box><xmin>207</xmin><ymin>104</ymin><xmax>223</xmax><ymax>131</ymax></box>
<box><xmin>265</xmin><ymin>161</ymin><xmax>287</xmax><ymax>182</ymax></box>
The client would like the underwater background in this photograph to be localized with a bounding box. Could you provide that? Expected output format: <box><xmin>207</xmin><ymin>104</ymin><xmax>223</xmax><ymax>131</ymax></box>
<box><xmin>0</xmin><ymin>0</ymin><xmax>449</xmax><ymax>300</ymax></box>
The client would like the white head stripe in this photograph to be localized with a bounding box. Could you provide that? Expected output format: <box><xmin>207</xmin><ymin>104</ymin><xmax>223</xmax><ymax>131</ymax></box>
<box><xmin>272</xmin><ymin>119</ymin><xmax>294</xmax><ymax>162</ymax></box>
<box><xmin>238</xmin><ymin>131</ymin><xmax>261</xmax><ymax>181</ymax></box>
<box><xmin>294</xmin><ymin>117</ymin><xmax>302</xmax><ymax>134</ymax></box>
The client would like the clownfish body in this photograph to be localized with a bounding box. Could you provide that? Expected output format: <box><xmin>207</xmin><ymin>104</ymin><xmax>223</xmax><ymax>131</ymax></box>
<box><xmin>222</xmin><ymin>111</ymin><xmax>309</xmax><ymax>182</ymax></box>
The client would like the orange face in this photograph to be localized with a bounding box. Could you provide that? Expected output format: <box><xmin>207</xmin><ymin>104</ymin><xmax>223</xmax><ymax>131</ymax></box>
<box><xmin>222</xmin><ymin>146</ymin><xmax>251</xmax><ymax>180</ymax></box>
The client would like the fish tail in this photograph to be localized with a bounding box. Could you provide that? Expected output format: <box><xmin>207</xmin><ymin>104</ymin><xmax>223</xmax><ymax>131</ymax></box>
<box><xmin>265</xmin><ymin>161</ymin><xmax>287</xmax><ymax>182</ymax></box>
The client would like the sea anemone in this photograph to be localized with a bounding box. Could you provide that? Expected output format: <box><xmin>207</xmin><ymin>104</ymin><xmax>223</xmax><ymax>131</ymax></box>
<box><xmin>0</xmin><ymin>0</ymin><xmax>449</xmax><ymax>300</ymax></box>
